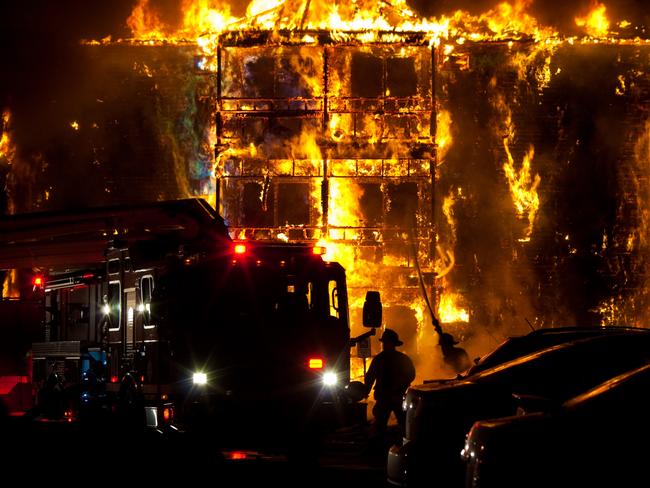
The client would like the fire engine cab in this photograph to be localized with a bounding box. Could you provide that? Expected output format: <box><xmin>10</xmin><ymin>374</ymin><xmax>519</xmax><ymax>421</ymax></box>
<box><xmin>0</xmin><ymin>198</ymin><xmax>376</xmax><ymax>442</ymax></box>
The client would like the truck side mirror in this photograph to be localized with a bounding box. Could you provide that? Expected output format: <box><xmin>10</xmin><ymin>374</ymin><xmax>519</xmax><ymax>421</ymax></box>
<box><xmin>362</xmin><ymin>291</ymin><xmax>382</xmax><ymax>328</ymax></box>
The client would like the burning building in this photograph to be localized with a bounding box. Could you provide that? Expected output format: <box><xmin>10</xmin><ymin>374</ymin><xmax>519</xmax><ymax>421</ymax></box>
<box><xmin>4</xmin><ymin>0</ymin><xmax>650</xmax><ymax>377</ymax></box>
<box><xmin>212</xmin><ymin>30</ymin><xmax>438</xmax><ymax>364</ymax></box>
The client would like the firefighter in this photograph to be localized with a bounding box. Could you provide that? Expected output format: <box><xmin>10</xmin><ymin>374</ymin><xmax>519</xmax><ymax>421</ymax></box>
<box><xmin>439</xmin><ymin>332</ymin><xmax>471</xmax><ymax>375</ymax></box>
<box><xmin>364</xmin><ymin>328</ymin><xmax>415</xmax><ymax>438</ymax></box>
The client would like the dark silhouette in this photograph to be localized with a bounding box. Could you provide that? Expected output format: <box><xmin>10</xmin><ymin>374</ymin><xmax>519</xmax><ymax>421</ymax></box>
<box><xmin>117</xmin><ymin>371</ymin><xmax>146</xmax><ymax>431</ymax></box>
<box><xmin>38</xmin><ymin>371</ymin><xmax>65</xmax><ymax>419</ymax></box>
<box><xmin>439</xmin><ymin>332</ymin><xmax>471</xmax><ymax>374</ymax></box>
<box><xmin>365</xmin><ymin>328</ymin><xmax>416</xmax><ymax>437</ymax></box>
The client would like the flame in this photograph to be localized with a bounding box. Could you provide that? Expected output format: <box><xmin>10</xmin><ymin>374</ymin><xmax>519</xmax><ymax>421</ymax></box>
<box><xmin>438</xmin><ymin>289</ymin><xmax>469</xmax><ymax>323</ymax></box>
<box><xmin>478</xmin><ymin>0</ymin><xmax>548</xmax><ymax>41</ymax></box>
<box><xmin>615</xmin><ymin>74</ymin><xmax>626</xmax><ymax>96</ymax></box>
<box><xmin>123</xmin><ymin>0</ymin><xmax>569</xmax><ymax>51</ymax></box>
<box><xmin>436</xmin><ymin>110</ymin><xmax>453</xmax><ymax>165</ymax></box>
<box><xmin>0</xmin><ymin>110</ymin><xmax>14</xmax><ymax>163</ymax></box>
<box><xmin>127</xmin><ymin>0</ymin><xmax>166</xmax><ymax>40</ymax></box>
<box><xmin>2</xmin><ymin>270</ymin><xmax>19</xmax><ymax>299</ymax></box>
<box><xmin>503</xmin><ymin>144</ymin><xmax>541</xmax><ymax>242</ymax></box>
<box><xmin>442</xmin><ymin>191</ymin><xmax>457</xmax><ymax>243</ymax></box>
<box><xmin>328</xmin><ymin>179</ymin><xmax>364</xmax><ymax>239</ymax></box>
<box><xmin>293</xmin><ymin>129</ymin><xmax>323</xmax><ymax>162</ymax></box>
<box><xmin>117</xmin><ymin>0</ymin><xmax>646</xmax><ymax>77</ymax></box>
<box><xmin>492</xmin><ymin>92</ymin><xmax>540</xmax><ymax>242</ymax></box>
<box><xmin>436</xmin><ymin>194</ymin><xmax>467</xmax><ymax>323</ymax></box>
<box><xmin>575</xmin><ymin>2</ymin><xmax>610</xmax><ymax>38</ymax></box>
<box><xmin>184</xmin><ymin>0</ymin><xmax>235</xmax><ymax>35</ymax></box>
<box><xmin>247</xmin><ymin>0</ymin><xmax>283</xmax><ymax>18</ymax></box>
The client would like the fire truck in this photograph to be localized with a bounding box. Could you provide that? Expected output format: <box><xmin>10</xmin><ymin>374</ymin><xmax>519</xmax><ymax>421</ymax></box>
<box><xmin>0</xmin><ymin>198</ymin><xmax>376</xmax><ymax>441</ymax></box>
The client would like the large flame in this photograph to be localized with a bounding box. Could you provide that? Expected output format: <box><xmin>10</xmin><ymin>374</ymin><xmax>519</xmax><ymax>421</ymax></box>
<box><xmin>503</xmin><ymin>144</ymin><xmax>541</xmax><ymax>242</ymax></box>
<box><xmin>575</xmin><ymin>2</ymin><xmax>610</xmax><ymax>38</ymax></box>
<box><xmin>128</xmin><ymin>0</ymin><xmax>238</xmax><ymax>40</ymax></box>
<box><xmin>122</xmin><ymin>0</ymin><xmax>577</xmax><ymax>50</ymax></box>
<box><xmin>438</xmin><ymin>287</ymin><xmax>470</xmax><ymax>324</ymax></box>
<box><xmin>328</xmin><ymin>179</ymin><xmax>364</xmax><ymax>239</ymax></box>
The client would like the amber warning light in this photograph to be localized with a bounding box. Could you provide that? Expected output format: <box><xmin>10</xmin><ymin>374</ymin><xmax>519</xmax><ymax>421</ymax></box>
<box><xmin>309</xmin><ymin>358</ymin><xmax>324</xmax><ymax>369</ymax></box>
<box><xmin>312</xmin><ymin>246</ymin><xmax>326</xmax><ymax>255</ymax></box>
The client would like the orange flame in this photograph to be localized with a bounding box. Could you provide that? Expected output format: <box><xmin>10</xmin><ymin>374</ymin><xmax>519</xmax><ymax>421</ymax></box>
<box><xmin>575</xmin><ymin>2</ymin><xmax>610</xmax><ymax>38</ymax></box>
<box><xmin>123</xmin><ymin>0</ymin><xmax>567</xmax><ymax>49</ymax></box>
<box><xmin>0</xmin><ymin>110</ymin><xmax>14</xmax><ymax>164</ymax></box>
<box><xmin>503</xmin><ymin>144</ymin><xmax>540</xmax><ymax>242</ymax></box>
<box><xmin>328</xmin><ymin>179</ymin><xmax>364</xmax><ymax>239</ymax></box>
<box><xmin>127</xmin><ymin>0</ymin><xmax>167</xmax><ymax>40</ymax></box>
<box><xmin>436</xmin><ymin>110</ymin><xmax>453</xmax><ymax>165</ymax></box>
<box><xmin>438</xmin><ymin>288</ymin><xmax>469</xmax><ymax>323</ymax></box>
<box><xmin>2</xmin><ymin>270</ymin><xmax>19</xmax><ymax>299</ymax></box>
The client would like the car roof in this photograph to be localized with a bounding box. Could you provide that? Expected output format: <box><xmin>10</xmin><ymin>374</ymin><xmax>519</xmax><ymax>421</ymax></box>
<box><xmin>471</xmin><ymin>332</ymin><xmax>650</xmax><ymax>380</ymax></box>
<box><xmin>412</xmin><ymin>332</ymin><xmax>650</xmax><ymax>395</ymax></box>
<box><xmin>563</xmin><ymin>362</ymin><xmax>650</xmax><ymax>410</ymax></box>
<box><xmin>468</xmin><ymin>326</ymin><xmax>650</xmax><ymax>375</ymax></box>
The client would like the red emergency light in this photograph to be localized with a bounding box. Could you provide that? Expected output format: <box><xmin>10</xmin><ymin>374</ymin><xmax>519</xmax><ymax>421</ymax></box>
<box><xmin>234</xmin><ymin>244</ymin><xmax>247</xmax><ymax>255</ymax></box>
<box><xmin>32</xmin><ymin>276</ymin><xmax>44</xmax><ymax>287</ymax></box>
<box><xmin>228</xmin><ymin>451</ymin><xmax>248</xmax><ymax>460</ymax></box>
<box><xmin>308</xmin><ymin>358</ymin><xmax>324</xmax><ymax>369</ymax></box>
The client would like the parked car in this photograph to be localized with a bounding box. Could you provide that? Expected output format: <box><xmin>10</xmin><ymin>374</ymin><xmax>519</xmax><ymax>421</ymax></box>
<box><xmin>387</xmin><ymin>332</ymin><xmax>650</xmax><ymax>487</ymax></box>
<box><xmin>462</xmin><ymin>361</ymin><xmax>650</xmax><ymax>488</ymax></box>
<box><xmin>467</xmin><ymin>326</ymin><xmax>650</xmax><ymax>375</ymax></box>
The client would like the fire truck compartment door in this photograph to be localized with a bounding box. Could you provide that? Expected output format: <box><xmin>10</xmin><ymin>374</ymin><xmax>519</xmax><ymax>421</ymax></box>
<box><xmin>125</xmin><ymin>289</ymin><xmax>136</xmax><ymax>348</ymax></box>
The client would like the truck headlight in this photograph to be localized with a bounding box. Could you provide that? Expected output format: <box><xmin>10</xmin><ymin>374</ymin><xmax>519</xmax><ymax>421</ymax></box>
<box><xmin>193</xmin><ymin>372</ymin><xmax>207</xmax><ymax>385</ymax></box>
<box><xmin>323</xmin><ymin>371</ymin><xmax>338</xmax><ymax>387</ymax></box>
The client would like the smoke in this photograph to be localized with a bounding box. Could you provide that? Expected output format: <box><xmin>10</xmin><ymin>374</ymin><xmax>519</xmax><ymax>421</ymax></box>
<box><xmin>0</xmin><ymin>2</ymin><xmax>215</xmax><ymax>212</ymax></box>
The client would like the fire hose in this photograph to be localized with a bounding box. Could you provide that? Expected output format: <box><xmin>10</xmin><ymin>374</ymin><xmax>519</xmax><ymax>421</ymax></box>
<box><xmin>408</xmin><ymin>221</ymin><xmax>444</xmax><ymax>337</ymax></box>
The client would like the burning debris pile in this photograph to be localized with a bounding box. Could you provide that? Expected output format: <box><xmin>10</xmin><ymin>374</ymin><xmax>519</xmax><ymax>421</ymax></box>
<box><xmin>4</xmin><ymin>0</ymin><xmax>650</xmax><ymax>377</ymax></box>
